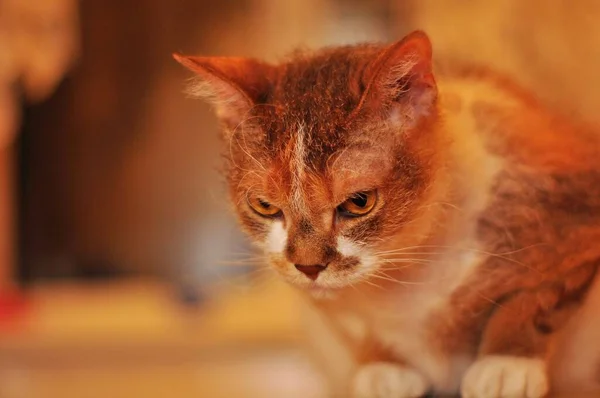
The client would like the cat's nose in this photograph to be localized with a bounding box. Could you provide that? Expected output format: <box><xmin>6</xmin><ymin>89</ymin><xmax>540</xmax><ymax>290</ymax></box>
<box><xmin>294</xmin><ymin>264</ymin><xmax>327</xmax><ymax>280</ymax></box>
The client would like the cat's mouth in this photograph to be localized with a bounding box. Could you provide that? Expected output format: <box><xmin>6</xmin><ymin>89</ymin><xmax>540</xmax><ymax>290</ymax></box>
<box><xmin>282</xmin><ymin>257</ymin><xmax>368</xmax><ymax>292</ymax></box>
<box><xmin>269</xmin><ymin>253</ymin><xmax>369</xmax><ymax>294</ymax></box>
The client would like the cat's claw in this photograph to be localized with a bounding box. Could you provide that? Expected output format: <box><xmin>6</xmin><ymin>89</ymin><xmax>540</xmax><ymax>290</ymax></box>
<box><xmin>461</xmin><ymin>355</ymin><xmax>549</xmax><ymax>398</ymax></box>
<box><xmin>351</xmin><ymin>362</ymin><xmax>429</xmax><ymax>398</ymax></box>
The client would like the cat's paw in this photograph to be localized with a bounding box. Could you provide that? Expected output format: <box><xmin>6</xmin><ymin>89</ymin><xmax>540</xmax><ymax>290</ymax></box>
<box><xmin>461</xmin><ymin>355</ymin><xmax>549</xmax><ymax>398</ymax></box>
<box><xmin>351</xmin><ymin>362</ymin><xmax>429</xmax><ymax>398</ymax></box>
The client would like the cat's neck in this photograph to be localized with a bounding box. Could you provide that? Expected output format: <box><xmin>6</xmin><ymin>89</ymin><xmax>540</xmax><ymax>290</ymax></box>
<box><xmin>435</xmin><ymin>72</ymin><xmax>510</xmax><ymax>245</ymax></box>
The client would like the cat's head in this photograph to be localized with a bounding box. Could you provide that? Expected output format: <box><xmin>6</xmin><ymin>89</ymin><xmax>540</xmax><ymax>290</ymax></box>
<box><xmin>175</xmin><ymin>31</ymin><xmax>448</xmax><ymax>296</ymax></box>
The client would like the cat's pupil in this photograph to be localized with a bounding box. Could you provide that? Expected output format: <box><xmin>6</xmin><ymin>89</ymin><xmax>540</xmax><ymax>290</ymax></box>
<box><xmin>259</xmin><ymin>199</ymin><xmax>271</xmax><ymax>209</ymax></box>
<box><xmin>351</xmin><ymin>193</ymin><xmax>368</xmax><ymax>208</ymax></box>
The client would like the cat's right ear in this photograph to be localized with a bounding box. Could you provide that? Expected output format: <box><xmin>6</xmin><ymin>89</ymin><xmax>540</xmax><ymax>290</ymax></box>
<box><xmin>353</xmin><ymin>31</ymin><xmax>437</xmax><ymax>129</ymax></box>
<box><xmin>173</xmin><ymin>54</ymin><xmax>273</xmax><ymax>126</ymax></box>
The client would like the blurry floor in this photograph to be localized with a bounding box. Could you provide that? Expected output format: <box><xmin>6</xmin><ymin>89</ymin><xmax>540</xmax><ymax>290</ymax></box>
<box><xmin>0</xmin><ymin>278</ymin><xmax>325</xmax><ymax>398</ymax></box>
<box><xmin>1</xmin><ymin>279</ymin><xmax>593</xmax><ymax>398</ymax></box>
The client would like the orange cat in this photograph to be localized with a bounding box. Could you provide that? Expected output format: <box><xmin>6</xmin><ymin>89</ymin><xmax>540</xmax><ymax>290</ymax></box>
<box><xmin>174</xmin><ymin>31</ymin><xmax>600</xmax><ymax>397</ymax></box>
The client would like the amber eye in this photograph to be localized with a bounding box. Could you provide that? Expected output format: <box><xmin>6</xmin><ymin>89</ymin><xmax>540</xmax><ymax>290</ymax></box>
<box><xmin>247</xmin><ymin>197</ymin><xmax>282</xmax><ymax>218</ymax></box>
<box><xmin>337</xmin><ymin>191</ymin><xmax>377</xmax><ymax>217</ymax></box>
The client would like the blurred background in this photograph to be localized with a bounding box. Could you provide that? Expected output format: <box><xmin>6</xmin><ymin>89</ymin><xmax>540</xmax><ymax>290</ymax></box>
<box><xmin>1</xmin><ymin>0</ymin><xmax>599</xmax><ymax>397</ymax></box>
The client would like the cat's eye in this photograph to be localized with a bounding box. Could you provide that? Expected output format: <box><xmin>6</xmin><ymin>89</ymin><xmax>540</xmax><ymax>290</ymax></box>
<box><xmin>337</xmin><ymin>191</ymin><xmax>377</xmax><ymax>217</ymax></box>
<box><xmin>247</xmin><ymin>197</ymin><xmax>282</xmax><ymax>218</ymax></box>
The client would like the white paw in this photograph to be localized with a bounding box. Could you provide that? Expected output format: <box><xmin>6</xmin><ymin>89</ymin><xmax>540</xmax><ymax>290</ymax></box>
<box><xmin>352</xmin><ymin>362</ymin><xmax>429</xmax><ymax>398</ymax></box>
<box><xmin>461</xmin><ymin>356</ymin><xmax>549</xmax><ymax>398</ymax></box>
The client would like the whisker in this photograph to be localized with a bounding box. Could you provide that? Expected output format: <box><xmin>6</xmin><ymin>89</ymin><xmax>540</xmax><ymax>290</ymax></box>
<box><xmin>373</xmin><ymin>244</ymin><xmax>543</xmax><ymax>273</ymax></box>
<box><xmin>217</xmin><ymin>260</ymin><xmax>265</xmax><ymax>266</ymax></box>
<box><xmin>377</xmin><ymin>264</ymin><xmax>421</xmax><ymax>272</ymax></box>
<box><xmin>373</xmin><ymin>245</ymin><xmax>446</xmax><ymax>255</ymax></box>
<box><xmin>225</xmin><ymin>252</ymin><xmax>264</xmax><ymax>257</ymax></box>
<box><xmin>376</xmin><ymin>243</ymin><xmax>543</xmax><ymax>257</ymax></box>
<box><xmin>474</xmin><ymin>290</ymin><xmax>507</xmax><ymax>310</ymax></box>
<box><xmin>375</xmin><ymin>251</ymin><xmax>440</xmax><ymax>256</ymax></box>
<box><xmin>247</xmin><ymin>268</ymin><xmax>278</xmax><ymax>286</ymax></box>
<box><xmin>369</xmin><ymin>272</ymin><xmax>426</xmax><ymax>286</ymax></box>
<box><xmin>369</xmin><ymin>273</ymin><xmax>407</xmax><ymax>285</ymax></box>
<box><xmin>362</xmin><ymin>279</ymin><xmax>385</xmax><ymax>290</ymax></box>
<box><xmin>216</xmin><ymin>255</ymin><xmax>267</xmax><ymax>265</ymax></box>
<box><xmin>378</xmin><ymin>258</ymin><xmax>435</xmax><ymax>265</ymax></box>
<box><xmin>218</xmin><ymin>257</ymin><xmax>265</xmax><ymax>262</ymax></box>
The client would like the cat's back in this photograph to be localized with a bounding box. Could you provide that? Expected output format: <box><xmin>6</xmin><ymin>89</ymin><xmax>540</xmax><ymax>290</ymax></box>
<box><xmin>436</xmin><ymin>63</ymin><xmax>600</xmax><ymax>173</ymax></box>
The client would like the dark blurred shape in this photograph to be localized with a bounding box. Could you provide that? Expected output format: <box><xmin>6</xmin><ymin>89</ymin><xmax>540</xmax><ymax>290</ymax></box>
<box><xmin>18</xmin><ymin>0</ymin><xmax>250</xmax><ymax>282</ymax></box>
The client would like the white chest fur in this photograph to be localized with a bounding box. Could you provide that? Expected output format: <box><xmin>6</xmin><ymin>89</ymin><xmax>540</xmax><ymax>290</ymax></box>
<box><xmin>331</xmin><ymin>246</ymin><xmax>484</xmax><ymax>393</ymax></box>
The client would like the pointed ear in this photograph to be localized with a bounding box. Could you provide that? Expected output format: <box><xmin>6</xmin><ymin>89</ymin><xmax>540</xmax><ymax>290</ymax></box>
<box><xmin>355</xmin><ymin>31</ymin><xmax>437</xmax><ymax>127</ymax></box>
<box><xmin>173</xmin><ymin>54</ymin><xmax>274</xmax><ymax>125</ymax></box>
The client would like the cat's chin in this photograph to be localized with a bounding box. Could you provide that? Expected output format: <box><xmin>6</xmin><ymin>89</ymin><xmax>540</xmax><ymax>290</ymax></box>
<box><xmin>303</xmin><ymin>284</ymin><xmax>341</xmax><ymax>300</ymax></box>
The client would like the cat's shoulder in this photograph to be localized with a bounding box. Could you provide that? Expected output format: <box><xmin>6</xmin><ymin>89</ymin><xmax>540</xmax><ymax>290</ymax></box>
<box><xmin>435</xmin><ymin>60</ymin><xmax>600</xmax><ymax>173</ymax></box>
<box><xmin>435</xmin><ymin>61</ymin><xmax>536</xmax><ymax>106</ymax></box>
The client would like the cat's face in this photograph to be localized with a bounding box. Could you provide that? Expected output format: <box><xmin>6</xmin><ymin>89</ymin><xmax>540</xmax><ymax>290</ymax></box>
<box><xmin>175</xmin><ymin>32</ymin><xmax>445</xmax><ymax>295</ymax></box>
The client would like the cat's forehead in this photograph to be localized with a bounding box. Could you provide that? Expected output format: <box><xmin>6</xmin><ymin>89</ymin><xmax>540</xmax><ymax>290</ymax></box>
<box><xmin>272</xmin><ymin>48</ymin><xmax>375</xmax><ymax>124</ymax></box>
<box><xmin>254</xmin><ymin>46</ymin><xmax>384</xmax><ymax>160</ymax></box>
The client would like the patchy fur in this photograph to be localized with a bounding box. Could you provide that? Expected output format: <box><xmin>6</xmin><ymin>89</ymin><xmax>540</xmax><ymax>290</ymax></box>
<box><xmin>175</xmin><ymin>31</ymin><xmax>600</xmax><ymax>397</ymax></box>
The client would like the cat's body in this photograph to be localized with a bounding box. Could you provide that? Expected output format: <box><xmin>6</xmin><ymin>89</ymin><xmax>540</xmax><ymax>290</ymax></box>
<box><xmin>175</xmin><ymin>32</ymin><xmax>600</xmax><ymax>397</ymax></box>
<box><xmin>306</xmin><ymin>65</ymin><xmax>600</xmax><ymax>396</ymax></box>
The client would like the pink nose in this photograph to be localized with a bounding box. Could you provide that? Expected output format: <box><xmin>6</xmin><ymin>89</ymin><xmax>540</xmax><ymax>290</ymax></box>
<box><xmin>294</xmin><ymin>264</ymin><xmax>327</xmax><ymax>281</ymax></box>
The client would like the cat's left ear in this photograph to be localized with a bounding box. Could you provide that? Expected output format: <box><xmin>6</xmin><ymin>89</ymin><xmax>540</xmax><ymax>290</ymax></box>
<box><xmin>356</xmin><ymin>31</ymin><xmax>437</xmax><ymax>127</ymax></box>
<box><xmin>173</xmin><ymin>54</ymin><xmax>274</xmax><ymax>127</ymax></box>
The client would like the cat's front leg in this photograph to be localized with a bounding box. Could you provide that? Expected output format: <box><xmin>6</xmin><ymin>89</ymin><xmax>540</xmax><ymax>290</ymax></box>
<box><xmin>352</xmin><ymin>362</ymin><xmax>430</xmax><ymax>398</ymax></box>
<box><xmin>461</xmin><ymin>291</ymin><xmax>550</xmax><ymax>398</ymax></box>
<box><xmin>304</xmin><ymin>302</ymin><xmax>431</xmax><ymax>397</ymax></box>
<box><xmin>348</xmin><ymin>325</ymin><xmax>431</xmax><ymax>398</ymax></box>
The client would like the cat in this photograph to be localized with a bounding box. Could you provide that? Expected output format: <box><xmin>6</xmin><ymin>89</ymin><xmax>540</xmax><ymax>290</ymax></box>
<box><xmin>174</xmin><ymin>31</ymin><xmax>600</xmax><ymax>397</ymax></box>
